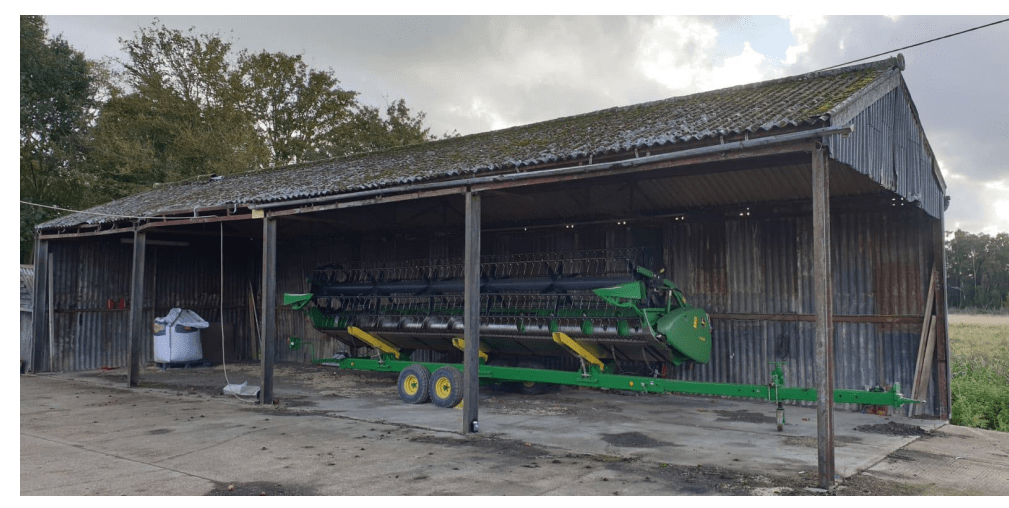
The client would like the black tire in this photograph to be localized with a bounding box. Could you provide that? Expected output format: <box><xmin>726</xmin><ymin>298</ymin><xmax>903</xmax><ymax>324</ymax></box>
<box><xmin>397</xmin><ymin>364</ymin><xmax>431</xmax><ymax>404</ymax></box>
<box><xmin>517</xmin><ymin>360</ymin><xmax>551</xmax><ymax>395</ymax></box>
<box><xmin>429</xmin><ymin>366</ymin><xmax>465</xmax><ymax>408</ymax></box>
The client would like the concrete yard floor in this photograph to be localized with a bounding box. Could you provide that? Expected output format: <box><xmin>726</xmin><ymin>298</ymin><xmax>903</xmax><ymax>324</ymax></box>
<box><xmin>20</xmin><ymin>362</ymin><xmax>1009</xmax><ymax>496</ymax></box>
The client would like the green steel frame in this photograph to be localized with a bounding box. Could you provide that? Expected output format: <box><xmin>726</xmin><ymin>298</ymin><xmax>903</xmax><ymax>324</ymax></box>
<box><xmin>297</xmin><ymin>347</ymin><xmax>919</xmax><ymax>409</ymax></box>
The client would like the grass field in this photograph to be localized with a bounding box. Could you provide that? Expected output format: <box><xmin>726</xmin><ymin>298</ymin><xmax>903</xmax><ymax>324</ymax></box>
<box><xmin>948</xmin><ymin>322</ymin><xmax>1009</xmax><ymax>432</ymax></box>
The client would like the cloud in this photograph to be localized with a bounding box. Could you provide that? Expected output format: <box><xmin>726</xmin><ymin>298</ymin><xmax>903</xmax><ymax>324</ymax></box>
<box><xmin>984</xmin><ymin>179</ymin><xmax>1009</xmax><ymax>192</ymax></box>
<box><xmin>781</xmin><ymin>15</ymin><xmax>826</xmax><ymax>65</ymax></box>
<box><xmin>450</xmin><ymin>97</ymin><xmax>511</xmax><ymax>131</ymax></box>
<box><xmin>636</xmin><ymin>16</ymin><xmax>719</xmax><ymax>90</ymax></box>
<box><xmin>937</xmin><ymin>158</ymin><xmax>967</xmax><ymax>181</ymax></box>
<box><xmin>702</xmin><ymin>42</ymin><xmax>773</xmax><ymax>90</ymax></box>
<box><xmin>636</xmin><ymin>17</ymin><xmax>777</xmax><ymax>94</ymax></box>
<box><xmin>992</xmin><ymin>200</ymin><xmax>1009</xmax><ymax>229</ymax></box>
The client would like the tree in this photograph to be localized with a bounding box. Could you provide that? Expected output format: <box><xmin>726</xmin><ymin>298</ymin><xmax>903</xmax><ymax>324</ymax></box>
<box><xmin>352</xmin><ymin>98</ymin><xmax>435</xmax><ymax>153</ymax></box>
<box><xmin>20</xmin><ymin>15</ymin><xmax>99</xmax><ymax>262</ymax></box>
<box><xmin>946</xmin><ymin>230</ymin><xmax>1009</xmax><ymax>311</ymax></box>
<box><xmin>236</xmin><ymin>51</ymin><xmax>360</xmax><ymax>166</ymax></box>
<box><xmin>89</xmin><ymin>20</ymin><xmax>268</xmax><ymax>196</ymax></box>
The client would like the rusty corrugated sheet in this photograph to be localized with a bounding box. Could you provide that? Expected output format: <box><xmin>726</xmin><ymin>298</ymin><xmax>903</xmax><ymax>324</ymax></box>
<box><xmin>44</xmin><ymin>240</ymin><xmax>134</xmax><ymax>371</ymax></box>
<box><xmin>663</xmin><ymin>206</ymin><xmax>939</xmax><ymax>414</ymax></box>
<box><xmin>43</xmin><ymin>237</ymin><xmax>261</xmax><ymax>371</ymax></box>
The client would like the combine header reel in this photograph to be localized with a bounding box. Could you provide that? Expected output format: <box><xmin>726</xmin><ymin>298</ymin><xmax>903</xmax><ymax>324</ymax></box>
<box><xmin>285</xmin><ymin>250</ymin><xmax>710</xmax><ymax>369</ymax></box>
<box><xmin>285</xmin><ymin>250</ymin><xmax>918</xmax><ymax>427</ymax></box>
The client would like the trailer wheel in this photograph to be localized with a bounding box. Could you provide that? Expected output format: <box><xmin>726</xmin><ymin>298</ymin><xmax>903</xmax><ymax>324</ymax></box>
<box><xmin>517</xmin><ymin>361</ymin><xmax>550</xmax><ymax>395</ymax></box>
<box><xmin>398</xmin><ymin>364</ymin><xmax>431</xmax><ymax>404</ymax></box>
<box><xmin>430</xmin><ymin>366</ymin><xmax>464</xmax><ymax>408</ymax></box>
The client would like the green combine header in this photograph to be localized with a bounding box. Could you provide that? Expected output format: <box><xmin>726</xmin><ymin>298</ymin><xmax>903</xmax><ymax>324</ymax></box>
<box><xmin>285</xmin><ymin>250</ymin><xmax>917</xmax><ymax>428</ymax></box>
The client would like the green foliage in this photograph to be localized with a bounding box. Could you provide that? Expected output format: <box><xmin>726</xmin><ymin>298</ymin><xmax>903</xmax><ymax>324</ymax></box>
<box><xmin>946</xmin><ymin>230</ymin><xmax>1009</xmax><ymax>311</ymax></box>
<box><xmin>89</xmin><ymin>20</ymin><xmax>269</xmax><ymax>196</ymax></box>
<box><xmin>236</xmin><ymin>50</ymin><xmax>359</xmax><ymax>166</ymax></box>
<box><xmin>352</xmin><ymin>99</ymin><xmax>433</xmax><ymax>153</ymax></box>
<box><xmin>949</xmin><ymin>324</ymin><xmax>1009</xmax><ymax>432</ymax></box>
<box><xmin>951</xmin><ymin>368</ymin><xmax>1009</xmax><ymax>432</ymax></box>
<box><xmin>20</xmin><ymin>15</ymin><xmax>100</xmax><ymax>262</ymax></box>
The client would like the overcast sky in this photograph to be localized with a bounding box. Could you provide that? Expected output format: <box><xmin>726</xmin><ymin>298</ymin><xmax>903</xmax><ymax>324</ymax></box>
<box><xmin>43</xmin><ymin>14</ymin><xmax>1009</xmax><ymax>236</ymax></box>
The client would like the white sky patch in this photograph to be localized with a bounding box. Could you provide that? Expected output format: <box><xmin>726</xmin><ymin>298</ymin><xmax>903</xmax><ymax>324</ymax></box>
<box><xmin>449</xmin><ymin>97</ymin><xmax>512</xmax><ymax>131</ymax></box>
<box><xmin>699</xmin><ymin>42</ymin><xmax>769</xmax><ymax>90</ymax></box>
<box><xmin>636</xmin><ymin>16</ymin><xmax>719</xmax><ymax>91</ymax></box>
<box><xmin>977</xmin><ymin>183</ymin><xmax>1009</xmax><ymax>235</ymax></box>
<box><xmin>936</xmin><ymin>156</ymin><xmax>967</xmax><ymax>181</ymax></box>
<box><xmin>984</xmin><ymin>179</ymin><xmax>1009</xmax><ymax>192</ymax></box>
<box><xmin>493</xmin><ymin>21</ymin><xmax>585</xmax><ymax>89</ymax></box>
<box><xmin>992</xmin><ymin>200</ymin><xmax>1009</xmax><ymax>229</ymax></box>
<box><xmin>940</xmin><ymin>167</ymin><xmax>966</xmax><ymax>180</ymax></box>
<box><xmin>637</xmin><ymin>17</ymin><xmax>774</xmax><ymax>93</ymax></box>
<box><xmin>781</xmin><ymin>15</ymin><xmax>826</xmax><ymax>65</ymax></box>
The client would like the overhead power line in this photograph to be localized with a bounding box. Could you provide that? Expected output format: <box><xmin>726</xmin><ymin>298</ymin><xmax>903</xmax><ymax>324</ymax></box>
<box><xmin>820</xmin><ymin>17</ymin><xmax>1009</xmax><ymax>71</ymax></box>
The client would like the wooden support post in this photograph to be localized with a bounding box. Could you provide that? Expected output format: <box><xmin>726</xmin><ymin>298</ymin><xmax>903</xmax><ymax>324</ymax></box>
<box><xmin>127</xmin><ymin>229</ymin><xmax>147</xmax><ymax>387</ymax></box>
<box><xmin>47</xmin><ymin>253</ymin><xmax>55</xmax><ymax>372</ymax></box>
<box><xmin>812</xmin><ymin>144</ymin><xmax>835</xmax><ymax>490</ymax></box>
<box><xmin>913</xmin><ymin>315</ymin><xmax>938</xmax><ymax>416</ymax></box>
<box><xmin>31</xmin><ymin>238</ymin><xmax>49</xmax><ymax>373</ymax></box>
<box><xmin>933</xmin><ymin>218</ymin><xmax>951</xmax><ymax>419</ymax></box>
<box><xmin>462</xmin><ymin>191</ymin><xmax>481</xmax><ymax>434</ymax></box>
<box><xmin>909</xmin><ymin>266</ymin><xmax>938</xmax><ymax>415</ymax></box>
<box><xmin>260</xmin><ymin>217</ymin><xmax>277</xmax><ymax>405</ymax></box>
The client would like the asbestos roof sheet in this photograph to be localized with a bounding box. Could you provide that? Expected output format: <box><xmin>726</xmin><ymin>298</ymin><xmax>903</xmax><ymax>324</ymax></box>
<box><xmin>39</xmin><ymin>58</ymin><xmax>898</xmax><ymax>231</ymax></box>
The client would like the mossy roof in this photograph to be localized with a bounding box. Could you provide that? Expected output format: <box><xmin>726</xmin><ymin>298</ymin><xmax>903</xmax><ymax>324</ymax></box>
<box><xmin>40</xmin><ymin>58</ymin><xmax>899</xmax><ymax>230</ymax></box>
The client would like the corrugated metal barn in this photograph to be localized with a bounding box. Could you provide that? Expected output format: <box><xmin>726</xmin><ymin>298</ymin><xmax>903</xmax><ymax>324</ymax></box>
<box><xmin>30</xmin><ymin>55</ymin><xmax>950</xmax><ymax>429</ymax></box>
<box><xmin>20</xmin><ymin>265</ymin><xmax>34</xmax><ymax>373</ymax></box>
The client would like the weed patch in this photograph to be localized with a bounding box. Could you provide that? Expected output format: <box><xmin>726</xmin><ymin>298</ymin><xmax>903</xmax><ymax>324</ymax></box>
<box><xmin>949</xmin><ymin>324</ymin><xmax>1009</xmax><ymax>432</ymax></box>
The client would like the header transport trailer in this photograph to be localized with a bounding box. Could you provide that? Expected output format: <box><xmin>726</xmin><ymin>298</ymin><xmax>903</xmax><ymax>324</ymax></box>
<box><xmin>285</xmin><ymin>250</ymin><xmax>918</xmax><ymax>428</ymax></box>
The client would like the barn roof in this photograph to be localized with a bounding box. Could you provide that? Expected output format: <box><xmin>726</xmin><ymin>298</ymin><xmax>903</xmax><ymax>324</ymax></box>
<box><xmin>39</xmin><ymin>56</ymin><xmax>908</xmax><ymax>231</ymax></box>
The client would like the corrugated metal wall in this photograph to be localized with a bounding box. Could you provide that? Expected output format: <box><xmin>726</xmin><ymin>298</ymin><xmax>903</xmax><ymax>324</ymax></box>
<box><xmin>663</xmin><ymin>206</ymin><xmax>939</xmax><ymax>414</ymax></box>
<box><xmin>43</xmin><ymin>240</ymin><xmax>134</xmax><ymax>372</ymax></box>
<box><xmin>21</xmin><ymin>266</ymin><xmax>34</xmax><ymax>368</ymax></box>
<box><xmin>827</xmin><ymin>84</ymin><xmax>943</xmax><ymax>220</ymax></box>
<box><xmin>41</xmin><ymin>236</ymin><xmax>260</xmax><ymax>372</ymax></box>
